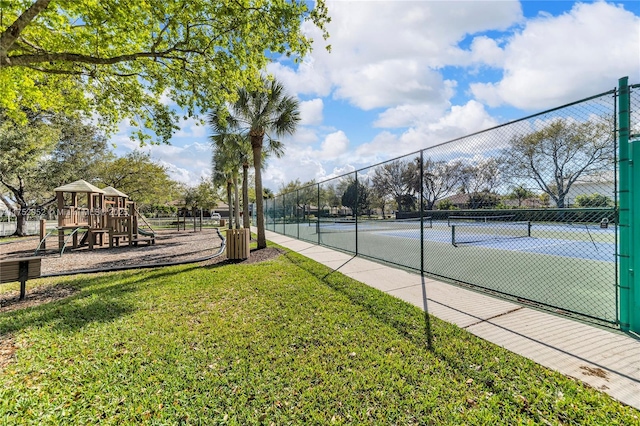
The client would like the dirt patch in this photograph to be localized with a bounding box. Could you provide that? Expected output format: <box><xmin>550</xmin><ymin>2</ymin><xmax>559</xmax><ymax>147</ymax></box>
<box><xmin>1</xmin><ymin>229</ymin><xmax>223</xmax><ymax>275</ymax></box>
<box><xmin>0</xmin><ymin>335</ymin><xmax>17</xmax><ymax>371</ymax></box>
<box><xmin>0</xmin><ymin>243</ymin><xmax>284</xmax><ymax>313</ymax></box>
<box><xmin>579</xmin><ymin>365</ymin><xmax>609</xmax><ymax>380</ymax></box>
<box><xmin>0</xmin><ymin>284</ymin><xmax>79</xmax><ymax>314</ymax></box>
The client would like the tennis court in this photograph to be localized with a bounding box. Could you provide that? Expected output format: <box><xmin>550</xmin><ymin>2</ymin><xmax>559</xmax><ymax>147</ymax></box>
<box><xmin>291</xmin><ymin>218</ymin><xmax>617</xmax><ymax>324</ymax></box>
<box><xmin>264</xmin><ymin>81</ymin><xmax>640</xmax><ymax>331</ymax></box>
<box><xmin>302</xmin><ymin>219</ymin><xmax>614</xmax><ymax>261</ymax></box>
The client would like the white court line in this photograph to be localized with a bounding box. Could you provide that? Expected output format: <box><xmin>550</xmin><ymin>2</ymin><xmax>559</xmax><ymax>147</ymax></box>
<box><xmin>512</xmin><ymin>240</ymin><xmax>569</xmax><ymax>253</ymax></box>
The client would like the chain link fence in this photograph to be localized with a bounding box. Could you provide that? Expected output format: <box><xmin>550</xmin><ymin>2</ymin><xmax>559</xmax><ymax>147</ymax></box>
<box><xmin>265</xmin><ymin>86</ymin><xmax>640</xmax><ymax>327</ymax></box>
<box><xmin>0</xmin><ymin>220</ymin><xmax>56</xmax><ymax>237</ymax></box>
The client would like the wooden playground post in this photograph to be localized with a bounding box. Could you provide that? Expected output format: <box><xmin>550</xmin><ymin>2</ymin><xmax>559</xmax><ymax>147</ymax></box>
<box><xmin>39</xmin><ymin>219</ymin><xmax>46</xmax><ymax>250</ymax></box>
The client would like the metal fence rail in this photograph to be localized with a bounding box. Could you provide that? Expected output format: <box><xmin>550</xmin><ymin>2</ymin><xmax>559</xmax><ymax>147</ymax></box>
<box><xmin>0</xmin><ymin>220</ymin><xmax>54</xmax><ymax>237</ymax></box>
<box><xmin>266</xmin><ymin>81</ymin><xmax>640</xmax><ymax>328</ymax></box>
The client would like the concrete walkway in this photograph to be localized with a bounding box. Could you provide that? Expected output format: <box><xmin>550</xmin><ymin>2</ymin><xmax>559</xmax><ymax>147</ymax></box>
<box><xmin>261</xmin><ymin>229</ymin><xmax>640</xmax><ymax>410</ymax></box>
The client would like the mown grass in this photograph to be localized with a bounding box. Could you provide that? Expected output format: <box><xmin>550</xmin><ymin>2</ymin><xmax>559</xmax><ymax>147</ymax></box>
<box><xmin>0</xmin><ymin>246</ymin><xmax>638</xmax><ymax>425</ymax></box>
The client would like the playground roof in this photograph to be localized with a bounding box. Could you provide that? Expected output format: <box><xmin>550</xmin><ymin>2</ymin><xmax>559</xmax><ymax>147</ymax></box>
<box><xmin>102</xmin><ymin>186</ymin><xmax>129</xmax><ymax>198</ymax></box>
<box><xmin>54</xmin><ymin>179</ymin><xmax>105</xmax><ymax>194</ymax></box>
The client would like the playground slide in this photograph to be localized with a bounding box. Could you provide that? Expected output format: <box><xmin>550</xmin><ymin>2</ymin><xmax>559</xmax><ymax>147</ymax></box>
<box><xmin>137</xmin><ymin>227</ymin><xmax>156</xmax><ymax>237</ymax></box>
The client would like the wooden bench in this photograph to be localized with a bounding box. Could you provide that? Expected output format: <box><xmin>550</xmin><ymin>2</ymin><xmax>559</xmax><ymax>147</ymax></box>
<box><xmin>0</xmin><ymin>257</ymin><xmax>42</xmax><ymax>300</ymax></box>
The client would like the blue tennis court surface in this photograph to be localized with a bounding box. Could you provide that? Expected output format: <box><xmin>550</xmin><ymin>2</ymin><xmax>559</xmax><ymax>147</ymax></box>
<box><xmin>457</xmin><ymin>237</ymin><xmax>614</xmax><ymax>262</ymax></box>
<box><xmin>354</xmin><ymin>227</ymin><xmax>614</xmax><ymax>263</ymax></box>
<box><xmin>313</xmin><ymin>221</ymin><xmax>616</xmax><ymax>263</ymax></box>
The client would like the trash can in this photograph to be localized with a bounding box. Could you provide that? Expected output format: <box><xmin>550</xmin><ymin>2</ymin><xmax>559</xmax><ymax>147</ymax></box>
<box><xmin>226</xmin><ymin>228</ymin><xmax>250</xmax><ymax>260</ymax></box>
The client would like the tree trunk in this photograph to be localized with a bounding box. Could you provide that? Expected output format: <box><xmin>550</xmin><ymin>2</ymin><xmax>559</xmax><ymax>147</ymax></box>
<box><xmin>226</xmin><ymin>181</ymin><xmax>233</xmax><ymax>230</ymax></box>
<box><xmin>233</xmin><ymin>174</ymin><xmax>241</xmax><ymax>229</ymax></box>
<box><xmin>242</xmin><ymin>163</ymin><xmax>250</xmax><ymax>229</ymax></box>
<box><xmin>0</xmin><ymin>178</ymin><xmax>29</xmax><ymax>236</ymax></box>
<box><xmin>14</xmin><ymin>206</ymin><xmax>27</xmax><ymax>237</ymax></box>
<box><xmin>252</xmin><ymin>140</ymin><xmax>266</xmax><ymax>249</ymax></box>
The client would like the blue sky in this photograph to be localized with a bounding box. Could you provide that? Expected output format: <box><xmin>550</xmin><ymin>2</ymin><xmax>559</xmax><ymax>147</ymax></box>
<box><xmin>112</xmin><ymin>0</ymin><xmax>640</xmax><ymax>193</ymax></box>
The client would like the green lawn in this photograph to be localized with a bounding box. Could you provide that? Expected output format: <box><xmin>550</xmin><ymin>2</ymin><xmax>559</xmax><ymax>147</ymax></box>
<box><xmin>0</xmin><ymin>247</ymin><xmax>637</xmax><ymax>424</ymax></box>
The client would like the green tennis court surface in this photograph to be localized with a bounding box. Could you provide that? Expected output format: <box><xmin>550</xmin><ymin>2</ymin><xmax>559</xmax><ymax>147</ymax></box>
<box><xmin>283</xmin><ymin>219</ymin><xmax>617</xmax><ymax>324</ymax></box>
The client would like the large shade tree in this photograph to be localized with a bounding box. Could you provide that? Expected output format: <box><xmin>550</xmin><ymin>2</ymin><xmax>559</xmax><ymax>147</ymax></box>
<box><xmin>0</xmin><ymin>112</ymin><xmax>59</xmax><ymax>235</ymax></box>
<box><xmin>182</xmin><ymin>178</ymin><xmax>220</xmax><ymax>211</ymax></box>
<box><xmin>208</xmin><ymin>78</ymin><xmax>300</xmax><ymax>249</ymax></box>
<box><xmin>95</xmin><ymin>151</ymin><xmax>180</xmax><ymax>209</ymax></box>
<box><xmin>0</xmin><ymin>111</ymin><xmax>111</xmax><ymax>235</ymax></box>
<box><xmin>341</xmin><ymin>179</ymin><xmax>371</xmax><ymax>217</ymax></box>
<box><xmin>501</xmin><ymin>119</ymin><xmax>614</xmax><ymax>208</ymax></box>
<box><xmin>1</xmin><ymin>0</ymin><xmax>329</xmax><ymax>143</ymax></box>
<box><xmin>459</xmin><ymin>158</ymin><xmax>501</xmax><ymax>209</ymax></box>
<box><xmin>406</xmin><ymin>157</ymin><xmax>464</xmax><ymax>210</ymax></box>
<box><xmin>370</xmin><ymin>160</ymin><xmax>416</xmax><ymax>212</ymax></box>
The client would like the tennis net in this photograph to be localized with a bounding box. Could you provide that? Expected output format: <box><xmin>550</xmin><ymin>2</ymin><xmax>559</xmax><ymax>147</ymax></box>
<box><xmin>314</xmin><ymin>217</ymin><xmax>433</xmax><ymax>234</ymax></box>
<box><xmin>447</xmin><ymin>214</ymin><xmax>517</xmax><ymax>227</ymax></box>
<box><xmin>451</xmin><ymin>220</ymin><xmax>531</xmax><ymax>246</ymax></box>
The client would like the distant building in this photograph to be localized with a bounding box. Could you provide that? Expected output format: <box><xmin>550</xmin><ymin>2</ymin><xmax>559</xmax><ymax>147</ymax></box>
<box><xmin>565</xmin><ymin>172</ymin><xmax>615</xmax><ymax>206</ymax></box>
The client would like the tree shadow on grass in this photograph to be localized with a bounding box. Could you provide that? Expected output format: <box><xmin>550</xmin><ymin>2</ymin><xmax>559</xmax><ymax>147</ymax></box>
<box><xmin>283</xmin><ymin>251</ymin><xmax>434</xmax><ymax>351</ymax></box>
<box><xmin>280</xmin><ymin>250</ymin><xmax>560</xmax><ymax>408</ymax></box>
<box><xmin>0</xmin><ymin>265</ymin><xmax>202</xmax><ymax>336</ymax></box>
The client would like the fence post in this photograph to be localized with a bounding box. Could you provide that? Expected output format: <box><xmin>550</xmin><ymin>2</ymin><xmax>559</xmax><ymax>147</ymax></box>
<box><xmin>420</xmin><ymin>151</ymin><xmax>424</xmax><ymax>274</ymax></box>
<box><xmin>355</xmin><ymin>171</ymin><xmax>358</xmax><ymax>255</ymax></box>
<box><xmin>618</xmin><ymin>76</ymin><xmax>639</xmax><ymax>333</ymax></box>
<box><xmin>317</xmin><ymin>183</ymin><xmax>321</xmax><ymax>245</ymax></box>
<box><xmin>296</xmin><ymin>189</ymin><xmax>305</xmax><ymax>239</ymax></box>
<box><xmin>39</xmin><ymin>219</ymin><xmax>46</xmax><ymax>250</ymax></box>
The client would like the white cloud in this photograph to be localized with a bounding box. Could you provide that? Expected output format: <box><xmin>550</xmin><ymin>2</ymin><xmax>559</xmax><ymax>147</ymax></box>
<box><xmin>263</xmin><ymin>154</ymin><xmax>326</xmax><ymax>190</ymax></box>
<box><xmin>319</xmin><ymin>131</ymin><xmax>349</xmax><ymax>159</ymax></box>
<box><xmin>262</xmin><ymin>131</ymin><xmax>352</xmax><ymax>189</ymax></box>
<box><xmin>290</xmin><ymin>126</ymin><xmax>321</xmax><ymax>145</ymax></box>
<box><xmin>356</xmin><ymin>100</ymin><xmax>499</xmax><ymax>163</ymax></box>
<box><xmin>469</xmin><ymin>36</ymin><xmax>505</xmax><ymax>67</ymax></box>
<box><xmin>263</xmin><ymin>99</ymin><xmax>500</xmax><ymax>190</ymax></box>
<box><xmin>299</xmin><ymin>98</ymin><xmax>324</xmax><ymax>125</ymax></box>
<box><xmin>334</xmin><ymin>60</ymin><xmax>450</xmax><ymax>110</ymax></box>
<box><xmin>175</xmin><ymin>117</ymin><xmax>207</xmax><ymax>139</ymax></box>
<box><xmin>267</xmin><ymin>59</ymin><xmax>332</xmax><ymax>97</ymax></box>
<box><xmin>279</xmin><ymin>0</ymin><xmax>522</xmax><ymax>109</ymax></box>
<box><xmin>111</xmin><ymin>119</ymin><xmax>212</xmax><ymax>185</ymax></box>
<box><xmin>373</xmin><ymin>80</ymin><xmax>456</xmax><ymax>128</ymax></box>
<box><xmin>158</xmin><ymin>89</ymin><xmax>174</xmax><ymax>106</ymax></box>
<box><xmin>471</xmin><ymin>2</ymin><xmax>640</xmax><ymax>110</ymax></box>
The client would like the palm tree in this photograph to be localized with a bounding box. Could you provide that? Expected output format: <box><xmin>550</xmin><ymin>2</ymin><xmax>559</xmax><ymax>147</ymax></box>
<box><xmin>208</xmin><ymin>77</ymin><xmax>299</xmax><ymax>249</ymax></box>
<box><xmin>239</xmin><ymin>139</ymin><xmax>284</xmax><ymax>229</ymax></box>
<box><xmin>210</xmin><ymin>132</ymin><xmax>284</xmax><ymax>229</ymax></box>
<box><xmin>212</xmin><ymin>144</ymin><xmax>239</xmax><ymax>230</ymax></box>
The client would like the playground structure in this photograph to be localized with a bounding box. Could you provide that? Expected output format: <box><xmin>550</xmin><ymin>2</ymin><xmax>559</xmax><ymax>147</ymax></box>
<box><xmin>36</xmin><ymin>180</ymin><xmax>155</xmax><ymax>254</ymax></box>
